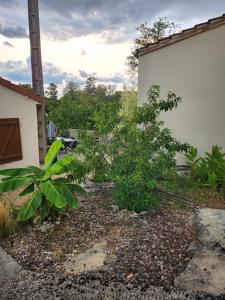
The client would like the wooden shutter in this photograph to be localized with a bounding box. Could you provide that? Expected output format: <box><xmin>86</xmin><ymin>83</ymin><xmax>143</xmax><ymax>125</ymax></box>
<box><xmin>0</xmin><ymin>118</ymin><xmax>22</xmax><ymax>164</ymax></box>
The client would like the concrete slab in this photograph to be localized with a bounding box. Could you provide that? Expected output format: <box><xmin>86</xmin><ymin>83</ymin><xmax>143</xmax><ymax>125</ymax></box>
<box><xmin>0</xmin><ymin>247</ymin><xmax>21</xmax><ymax>286</ymax></box>
<box><xmin>195</xmin><ymin>208</ymin><xmax>225</xmax><ymax>248</ymax></box>
<box><xmin>175</xmin><ymin>208</ymin><xmax>225</xmax><ymax>295</ymax></box>
<box><xmin>175</xmin><ymin>248</ymin><xmax>225</xmax><ymax>295</ymax></box>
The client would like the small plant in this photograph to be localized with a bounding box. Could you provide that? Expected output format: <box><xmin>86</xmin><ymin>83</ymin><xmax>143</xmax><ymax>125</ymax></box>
<box><xmin>185</xmin><ymin>146</ymin><xmax>201</xmax><ymax>175</ymax></box>
<box><xmin>0</xmin><ymin>140</ymin><xmax>86</xmax><ymax>222</ymax></box>
<box><xmin>185</xmin><ymin>145</ymin><xmax>225</xmax><ymax>189</ymax></box>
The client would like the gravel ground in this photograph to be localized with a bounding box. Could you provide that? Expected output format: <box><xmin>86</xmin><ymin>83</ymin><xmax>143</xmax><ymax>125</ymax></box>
<box><xmin>0</xmin><ymin>188</ymin><xmax>196</xmax><ymax>298</ymax></box>
<box><xmin>1</xmin><ymin>270</ymin><xmax>224</xmax><ymax>300</ymax></box>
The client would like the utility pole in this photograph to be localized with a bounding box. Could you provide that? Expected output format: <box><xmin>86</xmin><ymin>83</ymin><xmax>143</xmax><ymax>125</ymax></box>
<box><xmin>28</xmin><ymin>0</ymin><xmax>46</xmax><ymax>163</ymax></box>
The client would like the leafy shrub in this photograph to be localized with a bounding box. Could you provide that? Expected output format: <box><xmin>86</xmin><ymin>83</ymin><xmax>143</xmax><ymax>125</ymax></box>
<box><xmin>112</xmin><ymin>171</ymin><xmax>159</xmax><ymax>212</ymax></box>
<box><xmin>0</xmin><ymin>140</ymin><xmax>86</xmax><ymax>222</ymax></box>
<box><xmin>185</xmin><ymin>145</ymin><xmax>225</xmax><ymax>189</ymax></box>
<box><xmin>76</xmin><ymin>85</ymin><xmax>188</xmax><ymax>211</ymax></box>
<box><xmin>76</xmin><ymin>129</ymin><xmax>112</xmax><ymax>183</ymax></box>
<box><xmin>110</xmin><ymin>86</ymin><xmax>188</xmax><ymax>211</ymax></box>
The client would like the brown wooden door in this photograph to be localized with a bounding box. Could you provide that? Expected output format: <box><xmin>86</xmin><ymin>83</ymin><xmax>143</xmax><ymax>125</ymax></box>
<box><xmin>0</xmin><ymin>118</ymin><xmax>22</xmax><ymax>164</ymax></box>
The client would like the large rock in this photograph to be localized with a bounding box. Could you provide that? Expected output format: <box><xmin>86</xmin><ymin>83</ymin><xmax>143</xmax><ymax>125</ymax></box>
<box><xmin>0</xmin><ymin>247</ymin><xmax>21</xmax><ymax>285</ymax></box>
<box><xmin>195</xmin><ymin>208</ymin><xmax>225</xmax><ymax>248</ymax></box>
<box><xmin>175</xmin><ymin>208</ymin><xmax>225</xmax><ymax>296</ymax></box>
<box><xmin>175</xmin><ymin>248</ymin><xmax>225</xmax><ymax>295</ymax></box>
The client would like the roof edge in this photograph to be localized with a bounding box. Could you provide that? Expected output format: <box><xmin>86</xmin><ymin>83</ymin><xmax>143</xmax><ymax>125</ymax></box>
<box><xmin>0</xmin><ymin>77</ymin><xmax>43</xmax><ymax>104</ymax></box>
<box><xmin>137</xmin><ymin>13</ymin><xmax>225</xmax><ymax>57</ymax></box>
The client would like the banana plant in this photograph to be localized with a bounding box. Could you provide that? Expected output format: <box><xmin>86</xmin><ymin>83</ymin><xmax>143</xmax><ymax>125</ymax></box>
<box><xmin>0</xmin><ymin>140</ymin><xmax>86</xmax><ymax>222</ymax></box>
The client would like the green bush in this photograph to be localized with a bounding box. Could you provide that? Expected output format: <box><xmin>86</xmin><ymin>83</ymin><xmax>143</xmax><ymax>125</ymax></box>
<box><xmin>0</xmin><ymin>140</ymin><xmax>86</xmax><ymax>222</ymax></box>
<box><xmin>112</xmin><ymin>172</ymin><xmax>158</xmax><ymax>212</ymax></box>
<box><xmin>76</xmin><ymin>85</ymin><xmax>188</xmax><ymax>212</ymax></box>
<box><xmin>185</xmin><ymin>145</ymin><xmax>225</xmax><ymax>189</ymax></box>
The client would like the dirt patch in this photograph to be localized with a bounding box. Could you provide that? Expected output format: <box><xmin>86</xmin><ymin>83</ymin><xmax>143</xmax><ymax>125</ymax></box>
<box><xmin>187</xmin><ymin>189</ymin><xmax>225</xmax><ymax>209</ymax></box>
<box><xmin>0</xmin><ymin>190</ymin><xmax>192</xmax><ymax>290</ymax></box>
<box><xmin>64</xmin><ymin>242</ymin><xmax>106</xmax><ymax>274</ymax></box>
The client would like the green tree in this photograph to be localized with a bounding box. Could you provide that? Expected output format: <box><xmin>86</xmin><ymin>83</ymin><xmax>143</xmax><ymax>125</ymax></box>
<box><xmin>49</xmin><ymin>96</ymin><xmax>94</xmax><ymax>133</ymax></box>
<box><xmin>118</xmin><ymin>88</ymin><xmax>137</xmax><ymax>125</ymax></box>
<box><xmin>63</xmin><ymin>81</ymin><xmax>80</xmax><ymax>101</ymax></box>
<box><xmin>127</xmin><ymin>18</ymin><xmax>180</xmax><ymax>73</ymax></box>
<box><xmin>84</xmin><ymin>76</ymin><xmax>97</xmax><ymax>95</ymax></box>
<box><xmin>45</xmin><ymin>83</ymin><xmax>58</xmax><ymax>101</ymax></box>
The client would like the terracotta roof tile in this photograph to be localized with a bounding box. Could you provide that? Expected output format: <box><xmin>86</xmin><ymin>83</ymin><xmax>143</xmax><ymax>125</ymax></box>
<box><xmin>0</xmin><ymin>77</ymin><xmax>43</xmax><ymax>104</ymax></box>
<box><xmin>137</xmin><ymin>14</ymin><xmax>225</xmax><ymax>57</ymax></box>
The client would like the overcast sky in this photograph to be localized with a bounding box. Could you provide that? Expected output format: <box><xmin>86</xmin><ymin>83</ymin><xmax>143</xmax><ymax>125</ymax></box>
<box><xmin>0</xmin><ymin>0</ymin><xmax>225</xmax><ymax>91</ymax></box>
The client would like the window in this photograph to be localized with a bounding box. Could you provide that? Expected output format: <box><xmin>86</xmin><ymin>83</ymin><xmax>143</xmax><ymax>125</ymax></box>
<box><xmin>0</xmin><ymin>118</ymin><xmax>22</xmax><ymax>164</ymax></box>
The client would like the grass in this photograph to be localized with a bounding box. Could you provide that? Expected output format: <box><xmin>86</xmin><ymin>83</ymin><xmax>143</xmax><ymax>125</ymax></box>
<box><xmin>160</xmin><ymin>172</ymin><xmax>225</xmax><ymax>209</ymax></box>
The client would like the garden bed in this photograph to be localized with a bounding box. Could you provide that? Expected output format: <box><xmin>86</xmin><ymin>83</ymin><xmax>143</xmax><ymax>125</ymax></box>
<box><xmin>0</xmin><ymin>187</ymin><xmax>192</xmax><ymax>291</ymax></box>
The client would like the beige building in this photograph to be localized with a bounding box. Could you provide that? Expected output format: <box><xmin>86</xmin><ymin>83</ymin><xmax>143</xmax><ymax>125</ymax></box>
<box><xmin>137</xmin><ymin>14</ymin><xmax>225</xmax><ymax>164</ymax></box>
<box><xmin>0</xmin><ymin>77</ymin><xmax>41</xmax><ymax>168</ymax></box>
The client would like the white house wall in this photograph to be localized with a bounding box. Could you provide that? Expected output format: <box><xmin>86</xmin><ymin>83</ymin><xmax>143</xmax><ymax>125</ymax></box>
<box><xmin>138</xmin><ymin>25</ymin><xmax>225</xmax><ymax>164</ymax></box>
<box><xmin>0</xmin><ymin>85</ymin><xmax>40</xmax><ymax>168</ymax></box>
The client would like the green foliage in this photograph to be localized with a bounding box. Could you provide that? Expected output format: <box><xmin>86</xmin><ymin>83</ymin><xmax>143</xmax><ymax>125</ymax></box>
<box><xmin>77</xmin><ymin>85</ymin><xmax>187</xmax><ymax>211</ymax></box>
<box><xmin>118</xmin><ymin>89</ymin><xmax>137</xmax><ymax>125</ymax></box>
<box><xmin>0</xmin><ymin>141</ymin><xmax>86</xmax><ymax>222</ymax></box>
<box><xmin>95</xmin><ymin>101</ymin><xmax>121</xmax><ymax>135</ymax></box>
<box><xmin>45</xmin><ymin>83</ymin><xmax>58</xmax><ymax>101</ymax></box>
<box><xmin>111</xmin><ymin>85</ymin><xmax>188</xmax><ymax>211</ymax></box>
<box><xmin>112</xmin><ymin>172</ymin><xmax>158</xmax><ymax>212</ymax></box>
<box><xmin>185</xmin><ymin>145</ymin><xmax>225</xmax><ymax>189</ymax></box>
<box><xmin>49</xmin><ymin>96</ymin><xmax>94</xmax><ymax>133</ymax></box>
<box><xmin>127</xmin><ymin>18</ymin><xmax>180</xmax><ymax>73</ymax></box>
<box><xmin>76</xmin><ymin>130</ymin><xmax>111</xmax><ymax>182</ymax></box>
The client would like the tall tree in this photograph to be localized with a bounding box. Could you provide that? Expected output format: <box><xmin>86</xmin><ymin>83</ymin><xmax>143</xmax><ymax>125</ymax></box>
<box><xmin>127</xmin><ymin>18</ymin><xmax>180</xmax><ymax>74</ymax></box>
<box><xmin>63</xmin><ymin>81</ymin><xmax>80</xmax><ymax>101</ymax></box>
<box><xmin>84</xmin><ymin>76</ymin><xmax>97</xmax><ymax>95</ymax></box>
<box><xmin>45</xmin><ymin>83</ymin><xmax>58</xmax><ymax>101</ymax></box>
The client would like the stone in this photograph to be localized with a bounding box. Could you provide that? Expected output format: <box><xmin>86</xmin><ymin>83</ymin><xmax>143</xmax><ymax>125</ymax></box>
<box><xmin>195</xmin><ymin>208</ymin><xmax>225</xmax><ymax>248</ymax></box>
<box><xmin>175</xmin><ymin>248</ymin><xmax>225</xmax><ymax>295</ymax></box>
<box><xmin>39</xmin><ymin>223</ymin><xmax>54</xmax><ymax>233</ymax></box>
<box><xmin>187</xmin><ymin>241</ymin><xmax>201</xmax><ymax>254</ymax></box>
<box><xmin>175</xmin><ymin>208</ymin><xmax>225</xmax><ymax>296</ymax></box>
<box><xmin>63</xmin><ymin>242</ymin><xmax>106</xmax><ymax>275</ymax></box>
<box><xmin>0</xmin><ymin>247</ymin><xmax>22</xmax><ymax>285</ymax></box>
<box><xmin>111</xmin><ymin>205</ymin><xmax>119</xmax><ymax>213</ymax></box>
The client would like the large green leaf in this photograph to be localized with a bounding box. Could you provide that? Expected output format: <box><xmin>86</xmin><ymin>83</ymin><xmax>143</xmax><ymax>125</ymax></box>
<box><xmin>53</xmin><ymin>178</ymin><xmax>86</xmax><ymax>195</ymax></box>
<box><xmin>61</xmin><ymin>185</ymin><xmax>78</xmax><ymax>209</ymax></box>
<box><xmin>19</xmin><ymin>183</ymin><xmax>35</xmax><ymax>197</ymax></box>
<box><xmin>0</xmin><ymin>177</ymin><xmax>35</xmax><ymax>193</ymax></box>
<box><xmin>65</xmin><ymin>183</ymin><xmax>86</xmax><ymax>195</ymax></box>
<box><xmin>27</xmin><ymin>166</ymin><xmax>43</xmax><ymax>177</ymax></box>
<box><xmin>42</xmin><ymin>154</ymin><xmax>74</xmax><ymax>181</ymax></box>
<box><xmin>0</xmin><ymin>168</ymin><xmax>31</xmax><ymax>178</ymax></box>
<box><xmin>40</xmin><ymin>181</ymin><xmax>67</xmax><ymax>208</ymax></box>
<box><xmin>50</xmin><ymin>154</ymin><xmax>74</xmax><ymax>175</ymax></box>
<box><xmin>17</xmin><ymin>191</ymin><xmax>43</xmax><ymax>221</ymax></box>
<box><xmin>44</xmin><ymin>140</ymin><xmax>62</xmax><ymax>170</ymax></box>
<box><xmin>40</xmin><ymin>181</ymin><xmax>78</xmax><ymax>209</ymax></box>
<box><xmin>40</xmin><ymin>200</ymin><xmax>53</xmax><ymax>222</ymax></box>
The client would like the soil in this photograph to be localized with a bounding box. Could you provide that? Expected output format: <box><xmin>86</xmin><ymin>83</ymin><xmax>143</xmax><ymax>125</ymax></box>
<box><xmin>190</xmin><ymin>189</ymin><xmax>225</xmax><ymax>209</ymax></box>
<box><xmin>0</xmin><ymin>187</ymin><xmax>192</xmax><ymax>292</ymax></box>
